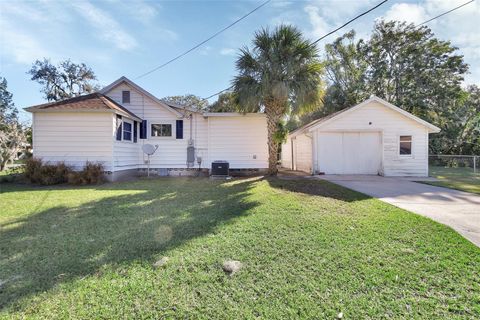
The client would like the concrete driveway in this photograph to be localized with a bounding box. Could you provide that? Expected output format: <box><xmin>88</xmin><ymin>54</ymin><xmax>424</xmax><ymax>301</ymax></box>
<box><xmin>316</xmin><ymin>175</ymin><xmax>480</xmax><ymax>247</ymax></box>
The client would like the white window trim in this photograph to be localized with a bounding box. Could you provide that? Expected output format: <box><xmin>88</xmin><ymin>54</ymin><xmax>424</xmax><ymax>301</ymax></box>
<box><xmin>398</xmin><ymin>134</ymin><xmax>413</xmax><ymax>158</ymax></box>
<box><xmin>150</xmin><ymin>121</ymin><xmax>175</xmax><ymax>139</ymax></box>
<box><xmin>122</xmin><ymin>119</ymin><xmax>134</xmax><ymax>143</ymax></box>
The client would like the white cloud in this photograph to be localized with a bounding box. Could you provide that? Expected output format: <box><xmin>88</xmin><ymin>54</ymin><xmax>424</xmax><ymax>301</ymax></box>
<box><xmin>304</xmin><ymin>5</ymin><xmax>330</xmax><ymax>39</ymax></box>
<box><xmin>112</xmin><ymin>0</ymin><xmax>159</xmax><ymax>23</ymax></box>
<box><xmin>71</xmin><ymin>1</ymin><xmax>137</xmax><ymax>51</ymax></box>
<box><xmin>383</xmin><ymin>0</ymin><xmax>480</xmax><ymax>83</ymax></box>
<box><xmin>199</xmin><ymin>46</ymin><xmax>212</xmax><ymax>56</ymax></box>
<box><xmin>220</xmin><ymin>48</ymin><xmax>236</xmax><ymax>56</ymax></box>
<box><xmin>271</xmin><ymin>1</ymin><xmax>293</xmax><ymax>8</ymax></box>
<box><xmin>300</xmin><ymin>0</ymin><xmax>480</xmax><ymax>84</ymax></box>
<box><xmin>302</xmin><ymin>0</ymin><xmax>376</xmax><ymax>41</ymax></box>
<box><xmin>384</xmin><ymin>3</ymin><xmax>427</xmax><ymax>24</ymax></box>
<box><xmin>0</xmin><ymin>19</ymin><xmax>52</xmax><ymax>64</ymax></box>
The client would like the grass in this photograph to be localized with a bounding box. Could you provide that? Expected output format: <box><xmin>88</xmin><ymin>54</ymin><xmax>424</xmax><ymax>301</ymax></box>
<box><xmin>1</xmin><ymin>177</ymin><xmax>479</xmax><ymax>318</ymax></box>
<box><xmin>425</xmin><ymin>166</ymin><xmax>480</xmax><ymax>194</ymax></box>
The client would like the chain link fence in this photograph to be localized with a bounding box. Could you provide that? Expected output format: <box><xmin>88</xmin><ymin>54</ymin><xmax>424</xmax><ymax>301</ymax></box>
<box><xmin>429</xmin><ymin>155</ymin><xmax>478</xmax><ymax>173</ymax></box>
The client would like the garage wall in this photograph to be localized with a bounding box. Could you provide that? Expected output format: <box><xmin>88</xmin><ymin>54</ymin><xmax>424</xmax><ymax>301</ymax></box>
<box><xmin>281</xmin><ymin>138</ymin><xmax>293</xmax><ymax>169</ymax></box>
<box><xmin>294</xmin><ymin>134</ymin><xmax>313</xmax><ymax>173</ymax></box>
<box><xmin>313</xmin><ymin>101</ymin><xmax>429</xmax><ymax>176</ymax></box>
<box><xmin>281</xmin><ymin>133</ymin><xmax>312</xmax><ymax>173</ymax></box>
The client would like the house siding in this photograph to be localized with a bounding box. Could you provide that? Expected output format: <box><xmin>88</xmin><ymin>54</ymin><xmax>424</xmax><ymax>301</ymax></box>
<box><xmin>106</xmin><ymin>83</ymin><xmax>198</xmax><ymax>169</ymax></box>
<box><xmin>113</xmin><ymin>117</ymin><xmax>141</xmax><ymax>171</ymax></box>
<box><xmin>105</xmin><ymin>83</ymin><xmax>267</xmax><ymax>170</ymax></box>
<box><xmin>33</xmin><ymin>112</ymin><xmax>114</xmax><ymax>171</ymax></box>
<box><xmin>208</xmin><ymin>116</ymin><xmax>268</xmax><ymax>169</ymax></box>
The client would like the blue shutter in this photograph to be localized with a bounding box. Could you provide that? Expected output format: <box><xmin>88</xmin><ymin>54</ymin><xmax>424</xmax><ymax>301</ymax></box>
<box><xmin>116</xmin><ymin>115</ymin><xmax>122</xmax><ymax>141</ymax></box>
<box><xmin>176</xmin><ymin>120</ymin><xmax>183</xmax><ymax>139</ymax></box>
<box><xmin>140</xmin><ymin>120</ymin><xmax>147</xmax><ymax>139</ymax></box>
<box><xmin>133</xmin><ymin>121</ymin><xmax>138</xmax><ymax>143</ymax></box>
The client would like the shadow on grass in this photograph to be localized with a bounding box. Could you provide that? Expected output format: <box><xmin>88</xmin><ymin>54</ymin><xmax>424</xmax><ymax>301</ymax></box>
<box><xmin>267</xmin><ymin>177</ymin><xmax>370</xmax><ymax>202</ymax></box>
<box><xmin>0</xmin><ymin>177</ymin><xmax>260</xmax><ymax>310</ymax></box>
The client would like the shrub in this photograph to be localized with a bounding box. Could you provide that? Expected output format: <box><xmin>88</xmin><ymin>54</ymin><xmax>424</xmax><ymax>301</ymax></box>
<box><xmin>25</xmin><ymin>158</ymin><xmax>70</xmax><ymax>185</ymax></box>
<box><xmin>68</xmin><ymin>162</ymin><xmax>105</xmax><ymax>185</ymax></box>
<box><xmin>25</xmin><ymin>158</ymin><xmax>105</xmax><ymax>185</ymax></box>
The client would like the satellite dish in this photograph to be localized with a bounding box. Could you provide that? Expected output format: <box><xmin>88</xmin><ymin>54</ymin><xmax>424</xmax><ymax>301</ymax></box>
<box><xmin>142</xmin><ymin>144</ymin><xmax>158</xmax><ymax>177</ymax></box>
<box><xmin>142</xmin><ymin>144</ymin><xmax>158</xmax><ymax>155</ymax></box>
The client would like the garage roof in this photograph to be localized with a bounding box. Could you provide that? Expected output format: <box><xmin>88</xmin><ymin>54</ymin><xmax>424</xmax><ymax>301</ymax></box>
<box><xmin>289</xmin><ymin>96</ymin><xmax>441</xmax><ymax>137</ymax></box>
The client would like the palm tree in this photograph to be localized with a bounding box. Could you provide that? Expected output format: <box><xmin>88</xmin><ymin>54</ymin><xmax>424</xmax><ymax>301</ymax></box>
<box><xmin>233</xmin><ymin>25</ymin><xmax>324</xmax><ymax>175</ymax></box>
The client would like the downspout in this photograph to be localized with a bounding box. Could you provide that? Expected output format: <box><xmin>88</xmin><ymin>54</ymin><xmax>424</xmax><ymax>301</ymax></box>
<box><xmin>305</xmin><ymin>133</ymin><xmax>314</xmax><ymax>175</ymax></box>
<box><xmin>290</xmin><ymin>137</ymin><xmax>294</xmax><ymax>170</ymax></box>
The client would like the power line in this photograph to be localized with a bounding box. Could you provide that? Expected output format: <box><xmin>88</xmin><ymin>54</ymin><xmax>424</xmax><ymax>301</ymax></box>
<box><xmin>135</xmin><ymin>0</ymin><xmax>271</xmax><ymax>80</ymax></box>
<box><xmin>203</xmin><ymin>86</ymin><xmax>234</xmax><ymax>100</ymax></box>
<box><xmin>202</xmin><ymin>0</ymin><xmax>475</xmax><ymax>101</ymax></box>
<box><xmin>415</xmin><ymin>0</ymin><xmax>474</xmax><ymax>27</ymax></box>
<box><xmin>311</xmin><ymin>0</ymin><xmax>389</xmax><ymax>45</ymax></box>
<box><xmin>202</xmin><ymin>0</ymin><xmax>389</xmax><ymax>100</ymax></box>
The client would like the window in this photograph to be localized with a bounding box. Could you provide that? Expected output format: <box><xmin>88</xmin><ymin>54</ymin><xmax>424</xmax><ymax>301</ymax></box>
<box><xmin>123</xmin><ymin>121</ymin><xmax>132</xmax><ymax>141</ymax></box>
<box><xmin>122</xmin><ymin>91</ymin><xmax>130</xmax><ymax>104</ymax></box>
<box><xmin>151</xmin><ymin>124</ymin><xmax>172</xmax><ymax>137</ymax></box>
<box><xmin>399</xmin><ymin>135</ymin><xmax>412</xmax><ymax>155</ymax></box>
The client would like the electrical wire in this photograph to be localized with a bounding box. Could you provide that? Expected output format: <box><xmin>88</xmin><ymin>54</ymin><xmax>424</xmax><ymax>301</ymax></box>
<box><xmin>135</xmin><ymin>0</ymin><xmax>271</xmax><ymax>80</ymax></box>
<box><xmin>415</xmin><ymin>0</ymin><xmax>474</xmax><ymax>27</ymax></box>
<box><xmin>311</xmin><ymin>0</ymin><xmax>389</xmax><ymax>45</ymax></box>
<box><xmin>202</xmin><ymin>0</ymin><xmax>389</xmax><ymax>100</ymax></box>
<box><xmin>202</xmin><ymin>0</ymin><xmax>476</xmax><ymax>101</ymax></box>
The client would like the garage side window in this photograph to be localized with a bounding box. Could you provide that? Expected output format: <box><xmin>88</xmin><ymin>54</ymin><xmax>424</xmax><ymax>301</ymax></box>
<box><xmin>399</xmin><ymin>135</ymin><xmax>412</xmax><ymax>155</ymax></box>
<box><xmin>151</xmin><ymin>124</ymin><xmax>172</xmax><ymax>137</ymax></box>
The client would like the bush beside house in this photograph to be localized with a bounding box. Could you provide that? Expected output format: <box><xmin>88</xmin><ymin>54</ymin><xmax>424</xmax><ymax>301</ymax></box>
<box><xmin>24</xmin><ymin>158</ymin><xmax>105</xmax><ymax>185</ymax></box>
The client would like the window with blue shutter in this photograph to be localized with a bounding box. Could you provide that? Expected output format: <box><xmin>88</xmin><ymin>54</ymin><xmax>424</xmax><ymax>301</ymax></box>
<box><xmin>116</xmin><ymin>115</ymin><xmax>122</xmax><ymax>141</ymax></box>
<box><xmin>140</xmin><ymin>120</ymin><xmax>147</xmax><ymax>139</ymax></box>
<box><xmin>123</xmin><ymin>122</ymin><xmax>132</xmax><ymax>141</ymax></box>
<box><xmin>133</xmin><ymin>121</ymin><xmax>138</xmax><ymax>143</ymax></box>
<box><xmin>176</xmin><ymin>120</ymin><xmax>183</xmax><ymax>139</ymax></box>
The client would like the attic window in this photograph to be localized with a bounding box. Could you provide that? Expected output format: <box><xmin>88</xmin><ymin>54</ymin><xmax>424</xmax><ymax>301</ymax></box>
<box><xmin>399</xmin><ymin>135</ymin><xmax>412</xmax><ymax>155</ymax></box>
<box><xmin>122</xmin><ymin>91</ymin><xmax>130</xmax><ymax>104</ymax></box>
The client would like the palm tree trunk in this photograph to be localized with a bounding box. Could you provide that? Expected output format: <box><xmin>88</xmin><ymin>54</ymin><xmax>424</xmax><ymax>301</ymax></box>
<box><xmin>265</xmin><ymin>101</ymin><xmax>283</xmax><ymax>175</ymax></box>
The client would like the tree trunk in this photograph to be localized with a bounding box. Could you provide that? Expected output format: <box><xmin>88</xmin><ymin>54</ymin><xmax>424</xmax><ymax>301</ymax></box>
<box><xmin>264</xmin><ymin>101</ymin><xmax>283</xmax><ymax>175</ymax></box>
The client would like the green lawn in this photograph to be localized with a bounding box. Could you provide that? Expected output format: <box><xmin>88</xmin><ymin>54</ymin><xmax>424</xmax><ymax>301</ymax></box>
<box><xmin>1</xmin><ymin>178</ymin><xmax>479</xmax><ymax>318</ymax></box>
<box><xmin>426</xmin><ymin>166</ymin><xmax>480</xmax><ymax>194</ymax></box>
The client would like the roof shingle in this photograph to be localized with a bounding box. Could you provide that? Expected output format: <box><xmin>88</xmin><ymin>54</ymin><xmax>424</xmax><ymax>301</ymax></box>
<box><xmin>24</xmin><ymin>92</ymin><xmax>142</xmax><ymax>120</ymax></box>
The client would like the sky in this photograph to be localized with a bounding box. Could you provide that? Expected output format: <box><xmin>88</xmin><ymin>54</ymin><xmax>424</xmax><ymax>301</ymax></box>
<box><xmin>1</xmin><ymin>0</ymin><xmax>479</xmax><ymax>123</ymax></box>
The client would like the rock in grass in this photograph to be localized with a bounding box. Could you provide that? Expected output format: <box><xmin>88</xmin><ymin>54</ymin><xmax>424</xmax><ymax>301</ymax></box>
<box><xmin>337</xmin><ymin>312</ymin><xmax>343</xmax><ymax>319</ymax></box>
<box><xmin>222</xmin><ymin>260</ymin><xmax>242</xmax><ymax>275</ymax></box>
<box><xmin>153</xmin><ymin>257</ymin><xmax>169</xmax><ymax>268</ymax></box>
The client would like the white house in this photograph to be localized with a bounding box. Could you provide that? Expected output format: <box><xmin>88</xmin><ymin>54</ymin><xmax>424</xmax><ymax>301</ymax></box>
<box><xmin>281</xmin><ymin>96</ymin><xmax>441</xmax><ymax>177</ymax></box>
<box><xmin>26</xmin><ymin>77</ymin><xmax>268</xmax><ymax>181</ymax></box>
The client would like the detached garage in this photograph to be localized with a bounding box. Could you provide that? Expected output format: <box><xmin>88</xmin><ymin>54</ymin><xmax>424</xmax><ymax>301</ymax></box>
<box><xmin>281</xmin><ymin>96</ymin><xmax>441</xmax><ymax>177</ymax></box>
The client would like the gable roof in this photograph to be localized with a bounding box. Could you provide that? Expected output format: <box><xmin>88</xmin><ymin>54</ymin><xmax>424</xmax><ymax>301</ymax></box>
<box><xmin>24</xmin><ymin>92</ymin><xmax>142</xmax><ymax>121</ymax></box>
<box><xmin>99</xmin><ymin>76</ymin><xmax>183</xmax><ymax>117</ymax></box>
<box><xmin>162</xmin><ymin>100</ymin><xmax>200</xmax><ymax>114</ymax></box>
<box><xmin>290</xmin><ymin>96</ymin><xmax>440</xmax><ymax>137</ymax></box>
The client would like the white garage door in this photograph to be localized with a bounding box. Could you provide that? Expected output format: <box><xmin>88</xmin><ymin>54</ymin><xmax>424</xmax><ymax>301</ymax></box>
<box><xmin>317</xmin><ymin>132</ymin><xmax>382</xmax><ymax>174</ymax></box>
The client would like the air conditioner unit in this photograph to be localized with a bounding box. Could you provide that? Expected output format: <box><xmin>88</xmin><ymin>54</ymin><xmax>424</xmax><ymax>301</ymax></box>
<box><xmin>211</xmin><ymin>160</ymin><xmax>229</xmax><ymax>176</ymax></box>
